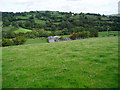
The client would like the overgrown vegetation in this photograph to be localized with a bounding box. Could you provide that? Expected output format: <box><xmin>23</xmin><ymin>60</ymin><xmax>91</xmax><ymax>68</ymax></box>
<box><xmin>69</xmin><ymin>30</ymin><xmax>96</xmax><ymax>40</ymax></box>
<box><xmin>2</xmin><ymin>36</ymin><xmax>26</xmax><ymax>46</ymax></box>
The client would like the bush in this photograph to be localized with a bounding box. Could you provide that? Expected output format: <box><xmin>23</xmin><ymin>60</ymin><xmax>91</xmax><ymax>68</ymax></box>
<box><xmin>70</xmin><ymin>32</ymin><xmax>78</xmax><ymax>40</ymax></box>
<box><xmin>25</xmin><ymin>32</ymin><xmax>36</xmax><ymax>39</ymax></box>
<box><xmin>12</xmin><ymin>36</ymin><xmax>26</xmax><ymax>45</ymax></box>
<box><xmin>78</xmin><ymin>31</ymin><xmax>90</xmax><ymax>39</ymax></box>
<box><xmin>89</xmin><ymin>29</ymin><xmax>98</xmax><ymax>37</ymax></box>
<box><xmin>113</xmin><ymin>34</ymin><xmax>117</xmax><ymax>36</ymax></box>
<box><xmin>70</xmin><ymin>31</ymin><xmax>90</xmax><ymax>40</ymax></box>
<box><xmin>2</xmin><ymin>38</ymin><xmax>13</xmax><ymax>47</ymax></box>
<box><xmin>2</xmin><ymin>31</ymin><xmax>16</xmax><ymax>39</ymax></box>
<box><xmin>54</xmin><ymin>31</ymin><xmax>63</xmax><ymax>36</ymax></box>
<box><xmin>36</xmin><ymin>29</ymin><xmax>49</xmax><ymax>37</ymax></box>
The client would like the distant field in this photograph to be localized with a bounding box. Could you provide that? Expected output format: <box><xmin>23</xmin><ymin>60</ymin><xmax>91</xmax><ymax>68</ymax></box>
<box><xmin>34</xmin><ymin>18</ymin><xmax>46</xmax><ymax>24</ymax></box>
<box><xmin>25</xmin><ymin>38</ymin><xmax>47</xmax><ymax>45</ymax></box>
<box><xmin>2</xmin><ymin>26</ymin><xmax>17</xmax><ymax>31</ymax></box>
<box><xmin>23</xmin><ymin>31</ymin><xmax>118</xmax><ymax>45</ymax></box>
<box><xmin>2</xmin><ymin>36</ymin><xmax>118</xmax><ymax>88</ymax></box>
<box><xmin>99</xmin><ymin>31</ymin><xmax>119</xmax><ymax>37</ymax></box>
<box><xmin>61</xmin><ymin>35</ymin><xmax>70</xmax><ymax>38</ymax></box>
<box><xmin>23</xmin><ymin>31</ymin><xmax>119</xmax><ymax>45</ymax></box>
<box><xmin>2</xmin><ymin>27</ymin><xmax>32</xmax><ymax>33</ymax></box>
<box><xmin>24</xmin><ymin>35</ymin><xmax>70</xmax><ymax>45</ymax></box>
<box><xmin>16</xmin><ymin>16</ymin><xmax>29</xmax><ymax>19</ymax></box>
<box><xmin>14</xmin><ymin>28</ymin><xmax>32</xmax><ymax>33</ymax></box>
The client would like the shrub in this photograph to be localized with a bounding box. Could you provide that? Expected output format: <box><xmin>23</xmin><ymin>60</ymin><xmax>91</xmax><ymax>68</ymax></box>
<box><xmin>113</xmin><ymin>34</ymin><xmax>117</xmax><ymax>36</ymax></box>
<box><xmin>78</xmin><ymin>31</ymin><xmax>90</xmax><ymax>39</ymax></box>
<box><xmin>36</xmin><ymin>29</ymin><xmax>49</xmax><ymax>37</ymax></box>
<box><xmin>2</xmin><ymin>31</ymin><xmax>15</xmax><ymax>39</ymax></box>
<box><xmin>2</xmin><ymin>38</ymin><xmax>13</xmax><ymax>47</ymax></box>
<box><xmin>25</xmin><ymin>32</ymin><xmax>36</xmax><ymax>39</ymax></box>
<box><xmin>89</xmin><ymin>30</ymin><xmax>98</xmax><ymax>37</ymax></box>
<box><xmin>70</xmin><ymin>32</ymin><xmax>78</xmax><ymax>40</ymax></box>
<box><xmin>59</xmin><ymin>36</ymin><xmax>64</xmax><ymax>41</ymax></box>
<box><xmin>54</xmin><ymin>31</ymin><xmax>63</xmax><ymax>36</ymax></box>
<box><xmin>12</xmin><ymin>36</ymin><xmax>26</xmax><ymax>45</ymax></box>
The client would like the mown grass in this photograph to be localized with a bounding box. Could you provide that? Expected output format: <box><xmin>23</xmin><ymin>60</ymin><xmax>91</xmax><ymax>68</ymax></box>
<box><xmin>2</xmin><ymin>36</ymin><xmax>118</xmax><ymax>88</ymax></box>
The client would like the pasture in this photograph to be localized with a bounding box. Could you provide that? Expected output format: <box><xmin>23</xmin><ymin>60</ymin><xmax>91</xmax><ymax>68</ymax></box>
<box><xmin>24</xmin><ymin>38</ymin><xmax>47</xmax><ymax>45</ymax></box>
<box><xmin>2</xmin><ymin>36</ymin><xmax>118</xmax><ymax>88</ymax></box>
<box><xmin>14</xmin><ymin>28</ymin><xmax>32</xmax><ymax>33</ymax></box>
<box><xmin>24</xmin><ymin>31</ymin><xmax>119</xmax><ymax>45</ymax></box>
<box><xmin>99</xmin><ymin>31</ymin><xmax>119</xmax><ymax>37</ymax></box>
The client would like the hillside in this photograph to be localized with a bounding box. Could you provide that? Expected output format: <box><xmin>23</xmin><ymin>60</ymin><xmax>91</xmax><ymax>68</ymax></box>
<box><xmin>2</xmin><ymin>11</ymin><xmax>120</xmax><ymax>47</ymax></box>
<box><xmin>2</xmin><ymin>11</ymin><xmax>120</xmax><ymax>35</ymax></box>
<box><xmin>2</xmin><ymin>36</ymin><xmax>118</xmax><ymax>88</ymax></box>
<box><xmin>110</xmin><ymin>14</ymin><xmax>120</xmax><ymax>17</ymax></box>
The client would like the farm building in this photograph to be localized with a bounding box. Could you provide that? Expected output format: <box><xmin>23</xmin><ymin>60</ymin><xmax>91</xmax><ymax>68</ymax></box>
<box><xmin>48</xmin><ymin>36</ymin><xmax>61</xmax><ymax>43</ymax></box>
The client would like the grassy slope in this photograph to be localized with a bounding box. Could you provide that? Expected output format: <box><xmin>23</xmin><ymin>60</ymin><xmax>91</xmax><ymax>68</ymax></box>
<box><xmin>98</xmin><ymin>31</ymin><xmax>119</xmax><ymax>37</ymax></box>
<box><xmin>2</xmin><ymin>36</ymin><xmax>118</xmax><ymax>88</ymax></box>
<box><xmin>24</xmin><ymin>31</ymin><xmax>118</xmax><ymax>45</ymax></box>
<box><xmin>34</xmin><ymin>18</ymin><xmax>46</xmax><ymax>24</ymax></box>
<box><xmin>2</xmin><ymin>26</ymin><xmax>16</xmax><ymax>31</ymax></box>
<box><xmin>2</xmin><ymin>27</ymin><xmax>32</xmax><ymax>33</ymax></box>
<box><xmin>14</xmin><ymin>28</ymin><xmax>32</xmax><ymax>33</ymax></box>
<box><xmin>25</xmin><ymin>38</ymin><xmax>47</xmax><ymax>45</ymax></box>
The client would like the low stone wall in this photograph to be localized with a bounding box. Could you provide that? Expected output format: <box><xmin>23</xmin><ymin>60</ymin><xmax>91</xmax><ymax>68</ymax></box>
<box><xmin>57</xmin><ymin>38</ymin><xmax>71</xmax><ymax>42</ymax></box>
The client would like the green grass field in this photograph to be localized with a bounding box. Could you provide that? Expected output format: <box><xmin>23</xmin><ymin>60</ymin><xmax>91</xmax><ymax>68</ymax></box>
<box><xmin>14</xmin><ymin>28</ymin><xmax>32</xmax><ymax>33</ymax></box>
<box><xmin>25</xmin><ymin>38</ymin><xmax>47</xmax><ymax>45</ymax></box>
<box><xmin>2</xmin><ymin>26</ymin><xmax>17</xmax><ymax>31</ymax></box>
<box><xmin>2</xmin><ymin>36</ymin><xmax>118</xmax><ymax>88</ymax></box>
<box><xmin>23</xmin><ymin>31</ymin><xmax>119</xmax><ymax>45</ymax></box>
<box><xmin>34</xmin><ymin>18</ymin><xmax>46</xmax><ymax>24</ymax></box>
<box><xmin>99</xmin><ymin>31</ymin><xmax>118</xmax><ymax>37</ymax></box>
<box><xmin>0</xmin><ymin>22</ymin><xmax>2</xmax><ymax>26</ymax></box>
<box><xmin>16</xmin><ymin>16</ymin><xmax>29</xmax><ymax>19</ymax></box>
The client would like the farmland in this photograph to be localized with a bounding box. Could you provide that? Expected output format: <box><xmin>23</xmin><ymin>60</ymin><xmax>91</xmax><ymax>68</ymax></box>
<box><xmin>1</xmin><ymin>10</ymin><xmax>119</xmax><ymax>88</ymax></box>
<box><xmin>24</xmin><ymin>38</ymin><xmax>47</xmax><ymax>45</ymax></box>
<box><xmin>14</xmin><ymin>28</ymin><xmax>32</xmax><ymax>33</ymax></box>
<box><xmin>23</xmin><ymin>31</ymin><xmax>119</xmax><ymax>45</ymax></box>
<box><xmin>2</xmin><ymin>36</ymin><xmax>118</xmax><ymax>88</ymax></box>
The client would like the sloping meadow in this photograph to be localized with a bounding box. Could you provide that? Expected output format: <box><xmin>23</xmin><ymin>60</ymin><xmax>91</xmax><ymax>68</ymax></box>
<box><xmin>2</xmin><ymin>36</ymin><xmax>118</xmax><ymax>88</ymax></box>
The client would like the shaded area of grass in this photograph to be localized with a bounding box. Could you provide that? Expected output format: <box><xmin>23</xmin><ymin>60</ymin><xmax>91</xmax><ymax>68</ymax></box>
<box><xmin>2</xmin><ymin>36</ymin><xmax>118</xmax><ymax>88</ymax></box>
